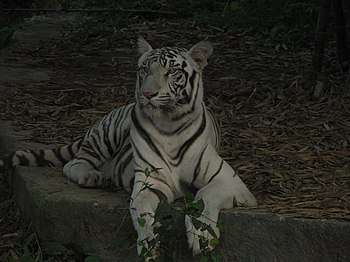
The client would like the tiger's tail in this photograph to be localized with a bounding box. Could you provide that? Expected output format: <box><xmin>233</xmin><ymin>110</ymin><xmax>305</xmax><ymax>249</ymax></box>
<box><xmin>0</xmin><ymin>139</ymin><xmax>82</xmax><ymax>174</ymax></box>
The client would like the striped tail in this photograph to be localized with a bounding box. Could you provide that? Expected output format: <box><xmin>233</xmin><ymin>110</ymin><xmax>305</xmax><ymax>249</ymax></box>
<box><xmin>0</xmin><ymin>140</ymin><xmax>82</xmax><ymax>174</ymax></box>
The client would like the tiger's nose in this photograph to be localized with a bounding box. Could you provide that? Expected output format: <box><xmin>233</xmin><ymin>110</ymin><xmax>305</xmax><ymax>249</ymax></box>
<box><xmin>143</xmin><ymin>91</ymin><xmax>158</xmax><ymax>99</ymax></box>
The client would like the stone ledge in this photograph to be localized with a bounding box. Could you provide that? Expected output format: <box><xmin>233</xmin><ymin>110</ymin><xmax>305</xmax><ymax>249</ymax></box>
<box><xmin>10</xmin><ymin>166</ymin><xmax>137</xmax><ymax>261</ymax></box>
<box><xmin>9</xmin><ymin>166</ymin><xmax>350</xmax><ymax>262</ymax></box>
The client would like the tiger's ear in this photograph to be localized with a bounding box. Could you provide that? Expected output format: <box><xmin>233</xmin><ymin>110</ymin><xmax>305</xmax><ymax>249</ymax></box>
<box><xmin>189</xmin><ymin>41</ymin><xmax>213</xmax><ymax>70</ymax></box>
<box><xmin>138</xmin><ymin>37</ymin><xmax>153</xmax><ymax>54</ymax></box>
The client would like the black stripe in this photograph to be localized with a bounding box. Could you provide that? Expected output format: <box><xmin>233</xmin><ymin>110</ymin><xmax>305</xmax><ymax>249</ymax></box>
<box><xmin>171</xmin><ymin>79</ymin><xmax>199</xmax><ymax>122</ymax></box>
<box><xmin>188</xmin><ymin>70</ymin><xmax>197</xmax><ymax>94</ymax></box>
<box><xmin>115</xmin><ymin>142</ymin><xmax>132</xmax><ymax>166</ymax></box>
<box><xmin>81</xmin><ymin>142</ymin><xmax>102</xmax><ymax>161</ymax></box>
<box><xmin>67</xmin><ymin>144</ymin><xmax>74</xmax><ymax>158</ymax></box>
<box><xmin>17</xmin><ymin>154</ymin><xmax>29</xmax><ymax>166</ymax></box>
<box><xmin>131</xmin><ymin>140</ymin><xmax>159</xmax><ymax>173</ymax></box>
<box><xmin>115</xmin><ymin>105</ymin><xmax>132</xmax><ymax>150</ymax></box>
<box><xmin>148</xmin><ymin>173</ymin><xmax>171</xmax><ymax>189</ymax></box>
<box><xmin>91</xmin><ymin>135</ymin><xmax>107</xmax><ymax>160</ymax></box>
<box><xmin>53</xmin><ymin>148</ymin><xmax>69</xmax><ymax>164</ymax></box>
<box><xmin>133</xmin><ymin>173</ymin><xmax>173</xmax><ymax>199</ymax></box>
<box><xmin>76</xmin><ymin>139</ymin><xmax>83</xmax><ymax>149</ymax></box>
<box><xmin>180</xmin><ymin>69</ymin><xmax>189</xmax><ymax>90</ymax></box>
<box><xmin>208</xmin><ymin>159</ymin><xmax>224</xmax><ymax>184</ymax></box>
<box><xmin>192</xmin><ymin>144</ymin><xmax>207</xmax><ymax>184</ymax></box>
<box><xmin>172</xmin><ymin>108</ymin><xmax>206</xmax><ymax>166</ymax></box>
<box><xmin>112</xmin><ymin>106</ymin><xmax>125</xmax><ymax>148</ymax></box>
<box><xmin>131</xmin><ymin>108</ymin><xmax>164</xmax><ymax>161</ymax></box>
<box><xmin>103</xmin><ymin>122</ymin><xmax>114</xmax><ymax>157</ymax></box>
<box><xmin>116</xmin><ymin>143</ymin><xmax>132</xmax><ymax>186</ymax></box>
<box><xmin>120</xmin><ymin>153</ymin><xmax>133</xmax><ymax>180</ymax></box>
<box><xmin>134</xmin><ymin>169</ymin><xmax>146</xmax><ymax>174</ymax></box>
<box><xmin>31</xmin><ymin>150</ymin><xmax>51</xmax><ymax>166</ymax></box>
<box><xmin>190</xmin><ymin>79</ymin><xmax>200</xmax><ymax>112</ymax></box>
<box><xmin>76</xmin><ymin>156</ymin><xmax>98</xmax><ymax>169</ymax></box>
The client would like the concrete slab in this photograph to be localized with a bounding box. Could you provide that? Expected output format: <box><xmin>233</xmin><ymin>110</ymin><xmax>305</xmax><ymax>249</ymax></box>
<box><xmin>10</xmin><ymin>166</ymin><xmax>137</xmax><ymax>261</ymax></box>
<box><xmin>8</xmin><ymin>165</ymin><xmax>350</xmax><ymax>262</ymax></box>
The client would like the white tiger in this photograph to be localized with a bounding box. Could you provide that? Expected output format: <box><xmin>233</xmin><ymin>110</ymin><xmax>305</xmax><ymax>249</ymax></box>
<box><xmin>0</xmin><ymin>37</ymin><xmax>257</xmax><ymax>258</ymax></box>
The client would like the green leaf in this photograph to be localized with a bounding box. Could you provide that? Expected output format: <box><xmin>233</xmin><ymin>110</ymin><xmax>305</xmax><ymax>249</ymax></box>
<box><xmin>184</xmin><ymin>192</ymin><xmax>195</xmax><ymax>203</ymax></box>
<box><xmin>138</xmin><ymin>217</ymin><xmax>146</xmax><ymax>228</ymax></box>
<box><xmin>85</xmin><ymin>255</ymin><xmax>100</xmax><ymax>262</ymax></box>
<box><xmin>229</xmin><ymin>1</ymin><xmax>240</xmax><ymax>11</ymax></box>
<box><xmin>24</xmin><ymin>233</ymin><xmax>36</xmax><ymax>246</ymax></box>
<box><xmin>184</xmin><ymin>198</ymin><xmax>204</xmax><ymax>218</ymax></box>
<box><xmin>184</xmin><ymin>193</ymin><xmax>204</xmax><ymax>212</ymax></box>
<box><xmin>201</xmin><ymin>222</ymin><xmax>218</xmax><ymax>239</ymax></box>
<box><xmin>191</xmin><ymin>217</ymin><xmax>203</xmax><ymax>230</ymax></box>
<box><xmin>144</xmin><ymin>167</ymin><xmax>151</xmax><ymax>177</ymax></box>
<box><xmin>140</xmin><ymin>182</ymin><xmax>153</xmax><ymax>191</ymax></box>
<box><xmin>144</xmin><ymin>167</ymin><xmax>162</xmax><ymax>177</ymax></box>
<box><xmin>209</xmin><ymin>238</ymin><xmax>220</xmax><ymax>247</ymax></box>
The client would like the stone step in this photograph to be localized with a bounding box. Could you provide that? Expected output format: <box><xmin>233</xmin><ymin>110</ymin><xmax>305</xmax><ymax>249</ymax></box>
<box><xmin>8</xmin><ymin>165</ymin><xmax>350</xmax><ymax>262</ymax></box>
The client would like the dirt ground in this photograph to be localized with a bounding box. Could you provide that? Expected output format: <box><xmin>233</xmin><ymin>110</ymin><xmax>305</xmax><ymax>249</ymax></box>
<box><xmin>0</xmin><ymin>10</ymin><xmax>350</xmax><ymax>260</ymax></box>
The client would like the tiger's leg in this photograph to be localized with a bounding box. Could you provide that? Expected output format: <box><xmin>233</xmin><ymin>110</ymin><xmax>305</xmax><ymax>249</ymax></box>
<box><xmin>186</xmin><ymin>156</ymin><xmax>256</xmax><ymax>256</ymax></box>
<box><xmin>63</xmin><ymin>158</ymin><xmax>108</xmax><ymax>188</ymax></box>
<box><xmin>129</xmin><ymin>170</ymin><xmax>175</xmax><ymax>259</ymax></box>
<box><xmin>63</xmin><ymin>105</ymin><xmax>133</xmax><ymax>188</ymax></box>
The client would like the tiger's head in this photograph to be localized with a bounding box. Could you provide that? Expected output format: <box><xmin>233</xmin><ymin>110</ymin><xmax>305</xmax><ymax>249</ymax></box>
<box><xmin>136</xmin><ymin>37</ymin><xmax>213</xmax><ymax>119</ymax></box>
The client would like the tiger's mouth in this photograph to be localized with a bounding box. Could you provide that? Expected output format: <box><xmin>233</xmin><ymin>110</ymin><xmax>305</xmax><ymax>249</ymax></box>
<box><xmin>141</xmin><ymin>100</ymin><xmax>176</xmax><ymax>114</ymax></box>
<box><xmin>142</xmin><ymin>100</ymin><xmax>158</xmax><ymax>108</ymax></box>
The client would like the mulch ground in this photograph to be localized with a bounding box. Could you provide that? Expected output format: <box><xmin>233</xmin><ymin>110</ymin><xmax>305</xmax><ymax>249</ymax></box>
<box><xmin>0</xmin><ymin>11</ymin><xmax>349</xmax><ymax>259</ymax></box>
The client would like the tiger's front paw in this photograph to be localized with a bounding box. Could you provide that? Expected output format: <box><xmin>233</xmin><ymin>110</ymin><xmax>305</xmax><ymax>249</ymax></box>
<box><xmin>63</xmin><ymin>160</ymin><xmax>107</xmax><ymax>188</ymax></box>
<box><xmin>185</xmin><ymin>215</ymin><xmax>220</xmax><ymax>256</ymax></box>
<box><xmin>84</xmin><ymin>170</ymin><xmax>107</xmax><ymax>188</ymax></box>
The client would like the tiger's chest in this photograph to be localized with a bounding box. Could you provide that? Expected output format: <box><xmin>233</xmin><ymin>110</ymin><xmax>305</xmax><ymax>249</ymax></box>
<box><xmin>130</xmin><ymin>109</ymin><xmax>209</xmax><ymax>185</ymax></box>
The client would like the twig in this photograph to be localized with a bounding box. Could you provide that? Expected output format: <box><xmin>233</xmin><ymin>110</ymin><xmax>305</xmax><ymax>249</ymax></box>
<box><xmin>312</xmin><ymin>0</ymin><xmax>331</xmax><ymax>73</ymax></box>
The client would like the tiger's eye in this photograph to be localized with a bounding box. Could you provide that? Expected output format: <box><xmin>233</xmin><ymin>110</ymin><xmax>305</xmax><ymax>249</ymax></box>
<box><xmin>167</xmin><ymin>68</ymin><xmax>178</xmax><ymax>75</ymax></box>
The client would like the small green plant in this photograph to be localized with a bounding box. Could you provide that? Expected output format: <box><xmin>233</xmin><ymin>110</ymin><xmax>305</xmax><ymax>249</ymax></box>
<box><xmin>6</xmin><ymin>232</ymin><xmax>53</xmax><ymax>262</ymax></box>
<box><xmin>129</xmin><ymin>168</ymin><xmax>222</xmax><ymax>261</ymax></box>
